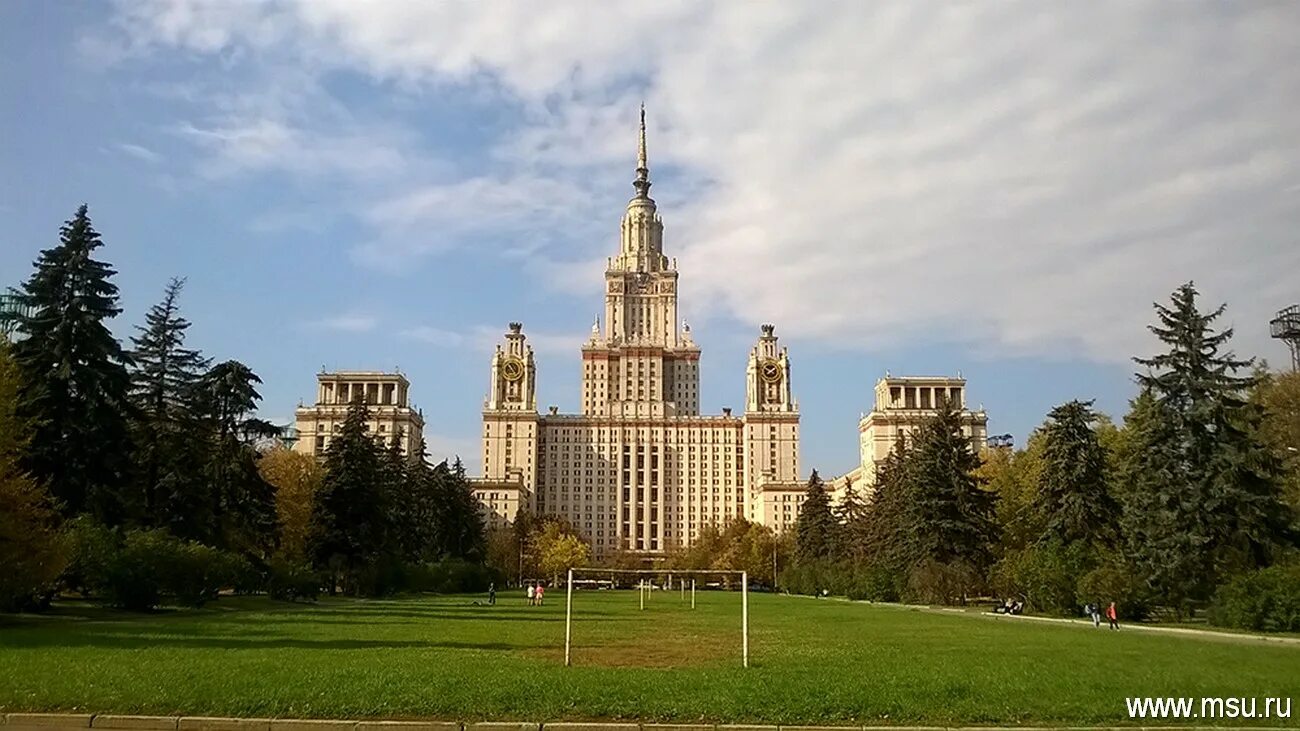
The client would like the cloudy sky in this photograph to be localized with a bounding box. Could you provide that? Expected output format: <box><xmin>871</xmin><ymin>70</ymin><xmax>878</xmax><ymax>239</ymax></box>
<box><xmin>3</xmin><ymin>1</ymin><xmax>1298</xmax><ymax>476</ymax></box>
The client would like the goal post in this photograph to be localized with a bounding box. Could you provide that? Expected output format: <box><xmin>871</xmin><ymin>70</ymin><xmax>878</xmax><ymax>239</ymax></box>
<box><xmin>564</xmin><ymin>567</ymin><xmax>748</xmax><ymax>668</ymax></box>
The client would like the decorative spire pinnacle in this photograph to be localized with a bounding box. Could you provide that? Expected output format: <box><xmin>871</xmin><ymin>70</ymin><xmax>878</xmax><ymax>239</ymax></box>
<box><xmin>633</xmin><ymin>103</ymin><xmax>652</xmax><ymax>199</ymax></box>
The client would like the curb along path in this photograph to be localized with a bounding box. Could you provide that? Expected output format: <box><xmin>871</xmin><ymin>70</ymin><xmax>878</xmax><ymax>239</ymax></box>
<box><xmin>3</xmin><ymin>714</ymin><xmax>1297</xmax><ymax>731</ymax></box>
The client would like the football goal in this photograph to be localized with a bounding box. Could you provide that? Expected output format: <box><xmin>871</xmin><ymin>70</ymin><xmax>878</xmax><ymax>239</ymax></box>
<box><xmin>563</xmin><ymin>567</ymin><xmax>750</xmax><ymax>668</ymax></box>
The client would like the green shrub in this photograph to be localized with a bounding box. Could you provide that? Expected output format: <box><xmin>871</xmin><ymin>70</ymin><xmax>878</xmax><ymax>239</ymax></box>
<box><xmin>1076</xmin><ymin>561</ymin><xmax>1152</xmax><ymax>621</ymax></box>
<box><xmin>103</xmin><ymin>529</ymin><xmax>172</xmax><ymax>610</ymax></box>
<box><xmin>93</xmin><ymin>528</ymin><xmax>251</xmax><ymax>610</ymax></box>
<box><xmin>904</xmin><ymin>559</ymin><xmax>982</xmax><ymax>605</ymax></box>
<box><xmin>267</xmin><ymin>556</ymin><xmax>321</xmax><ymax>601</ymax></box>
<box><xmin>62</xmin><ymin>516</ymin><xmax>120</xmax><ymax>598</ymax></box>
<box><xmin>844</xmin><ymin>564</ymin><xmax>901</xmax><ymax>602</ymax></box>
<box><xmin>992</xmin><ymin>541</ymin><xmax>1091</xmax><ymax>616</ymax></box>
<box><xmin>420</xmin><ymin>559</ymin><xmax>494</xmax><ymax>593</ymax></box>
<box><xmin>1209</xmin><ymin>561</ymin><xmax>1300</xmax><ymax>633</ymax></box>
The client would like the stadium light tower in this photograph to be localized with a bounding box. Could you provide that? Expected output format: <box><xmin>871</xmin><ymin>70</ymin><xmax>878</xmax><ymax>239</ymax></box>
<box><xmin>1271</xmin><ymin>305</ymin><xmax>1300</xmax><ymax>372</ymax></box>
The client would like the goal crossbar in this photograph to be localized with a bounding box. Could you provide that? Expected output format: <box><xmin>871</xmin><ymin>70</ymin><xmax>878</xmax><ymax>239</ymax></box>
<box><xmin>564</xmin><ymin>567</ymin><xmax>749</xmax><ymax>668</ymax></box>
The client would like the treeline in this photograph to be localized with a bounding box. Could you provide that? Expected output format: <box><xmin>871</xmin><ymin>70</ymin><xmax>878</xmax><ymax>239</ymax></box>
<box><xmin>485</xmin><ymin>513</ymin><xmax>792</xmax><ymax>589</ymax></box>
<box><xmin>786</xmin><ymin>282</ymin><xmax>1300</xmax><ymax>631</ymax></box>
<box><xmin>0</xmin><ymin>205</ymin><xmax>487</xmax><ymax>612</ymax></box>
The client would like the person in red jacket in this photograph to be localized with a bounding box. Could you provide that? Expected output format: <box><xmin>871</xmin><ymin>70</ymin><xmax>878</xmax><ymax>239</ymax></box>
<box><xmin>1106</xmin><ymin>601</ymin><xmax>1119</xmax><ymax>630</ymax></box>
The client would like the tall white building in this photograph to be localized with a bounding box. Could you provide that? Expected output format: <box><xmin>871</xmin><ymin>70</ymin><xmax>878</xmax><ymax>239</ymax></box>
<box><xmin>473</xmin><ymin>109</ymin><xmax>803</xmax><ymax>555</ymax></box>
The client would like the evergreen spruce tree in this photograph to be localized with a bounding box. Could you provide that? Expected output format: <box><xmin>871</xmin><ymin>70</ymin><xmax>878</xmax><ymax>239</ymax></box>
<box><xmin>794</xmin><ymin>470</ymin><xmax>837</xmax><ymax>563</ymax></box>
<box><xmin>380</xmin><ymin>434</ymin><xmax>417</xmax><ymax>561</ymax></box>
<box><xmin>309</xmin><ymin>399</ymin><xmax>387</xmax><ymax>593</ymax></box>
<box><xmin>128</xmin><ymin>277</ymin><xmax>210</xmax><ymax>524</ymax></box>
<box><xmin>905</xmin><ymin>399</ymin><xmax>998</xmax><ymax>571</ymax></box>
<box><xmin>1038</xmin><ymin>399</ymin><xmax>1118</xmax><ymax>548</ymax></box>
<box><xmin>13</xmin><ymin>205</ymin><xmax>133</xmax><ymax>523</ymax></box>
<box><xmin>191</xmin><ymin>360</ymin><xmax>277</xmax><ymax>553</ymax></box>
<box><xmin>402</xmin><ymin>437</ymin><xmax>442</xmax><ymax>562</ymax></box>
<box><xmin>833</xmin><ymin>481</ymin><xmax>871</xmax><ymax>562</ymax></box>
<box><xmin>1125</xmin><ymin>282</ymin><xmax>1292</xmax><ymax>609</ymax></box>
<box><xmin>443</xmin><ymin>456</ymin><xmax>486</xmax><ymax>560</ymax></box>
<box><xmin>863</xmin><ymin>434</ymin><xmax>914</xmax><ymax>571</ymax></box>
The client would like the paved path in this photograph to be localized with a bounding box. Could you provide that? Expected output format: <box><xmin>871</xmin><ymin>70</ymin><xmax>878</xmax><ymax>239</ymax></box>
<box><xmin>852</xmin><ymin>598</ymin><xmax>1300</xmax><ymax>647</ymax></box>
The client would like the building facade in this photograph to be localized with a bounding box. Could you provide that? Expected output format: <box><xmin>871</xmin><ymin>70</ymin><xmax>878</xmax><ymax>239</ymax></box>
<box><xmin>473</xmin><ymin>110</ymin><xmax>803</xmax><ymax>553</ymax></box>
<box><xmin>831</xmin><ymin>375</ymin><xmax>988</xmax><ymax>497</ymax></box>
<box><xmin>293</xmin><ymin>370</ymin><xmax>425</xmax><ymax>457</ymax></box>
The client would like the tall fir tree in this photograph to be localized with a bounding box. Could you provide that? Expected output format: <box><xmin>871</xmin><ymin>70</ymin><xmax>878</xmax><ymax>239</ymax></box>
<box><xmin>13</xmin><ymin>205</ymin><xmax>133</xmax><ymax>523</ymax></box>
<box><xmin>380</xmin><ymin>434</ymin><xmax>417</xmax><ymax>562</ymax></box>
<box><xmin>194</xmin><ymin>360</ymin><xmax>277</xmax><ymax>555</ymax></box>
<box><xmin>833</xmin><ymin>481</ymin><xmax>871</xmax><ymax>562</ymax></box>
<box><xmin>128</xmin><ymin>277</ymin><xmax>210</xmax><ymax>524</ymax></box>
<box><xmin>863</xmin><ymin>434</ymin><xmax>914</xmax><ymax>571</ymax></box>
<box><xmin>794</xmin><ymin>470</ymin><xmax>837</xmax><ymax>563</ymax></box>
<box><xmin>309</xmin><ymin>398</ymin><xmax>388</xmax><ymax>592</ymax></box>
<box><xmin>1037</xmin><ymin>399</ymin><xmax>1118</xmax><ymax>548</ymax></box>
<box><xmin>437</xmin><ymin>456</ymin><xmax>486</xmax><ymax>560</ymax></box>
<box><xmin>904</xmin><ymin>399</ymin><xmax>998</xmax><ymax>571</ymax></box>
<box><xmin>1125</xmin><ymin>282</ymin><xmax>1292</xmax><ymax>609</ymax></box>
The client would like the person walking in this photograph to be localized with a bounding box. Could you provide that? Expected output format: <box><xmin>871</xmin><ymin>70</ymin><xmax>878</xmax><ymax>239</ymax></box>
<box><xmin>1087</xmin><ymin>602</ymin><xmax>1101</xmax><ymax>628</ymax></box>
<box><xmin>1106</xmin><ymin>601</ymin><xmax>1119</xmax><ymax>631</ymax></box>
<box><xmin>488</xmin><ymin>582</ymin><xmax>496</xmax><ymax>606</ymax></box>
<box><xmin>526</xmin><ymin>583</ymin><xmax>535</xmax><ymax>606</ymax></box>
<box><xmin>536</xmin><ymin>582</ymin><xmax>545</xmax><ymax>606</ymax></box>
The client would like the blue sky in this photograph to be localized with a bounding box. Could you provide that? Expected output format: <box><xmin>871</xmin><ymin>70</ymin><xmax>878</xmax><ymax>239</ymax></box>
<box><xmin>3</xmin><ymin>2</ymin><xmax>1298</xmax><ymax>477</ymax></box>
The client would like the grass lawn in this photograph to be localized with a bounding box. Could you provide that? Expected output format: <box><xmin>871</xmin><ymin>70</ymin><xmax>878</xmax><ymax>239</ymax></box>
<box><xmin>1</xmin><ymin>590</ymin><xmax>1298</xmax><ymax>726</ymax></box>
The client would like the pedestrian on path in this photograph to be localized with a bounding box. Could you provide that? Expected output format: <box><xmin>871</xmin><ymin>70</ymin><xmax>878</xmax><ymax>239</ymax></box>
<box><xmin>488</xmin><ymin>582</ymin><xmax>496</xmax><ymax>606</ymax></box>
<box><xmin>536</xmin><ymin>582</ymin><xmax>545</xmax><ymax>606</ymax></box>
<box><xmin>526</xmin><ymin>583</ymin><xmax>535</xmax><ymax>606</ymax></box>
<box><xmin>1106</xmin><ymin>601</ymin><xmax>1119</xmax><ymax>630</ymax></box>
<box><xmin>1087</xmin><ymin>602</ymin><xmax>1101</xmax><ymax>628</ymax></box>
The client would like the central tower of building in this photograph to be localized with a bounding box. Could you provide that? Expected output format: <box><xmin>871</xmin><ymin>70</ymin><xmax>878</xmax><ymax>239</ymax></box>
<box><xmin>474</xmin><ymin>108</ymin><xmax>803</xmax><ymax>556</ymax></box>
<box><xmin>584</xmin><ymin>106</ymin><xmax>700</xmax><ymax>420</ymax></box>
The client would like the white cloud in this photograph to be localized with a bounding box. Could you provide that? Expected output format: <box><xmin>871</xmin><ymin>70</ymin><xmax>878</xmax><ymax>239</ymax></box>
<box><xmin>308</xmin><ymin>313</ymin><xmax>378</xmax><ymax>333</ymax></box>
<box><xmin>398</xmin><ymin>326</ymin><xmax>465</xmax><ymax>348</ymax></box>
<box><xmin>401</xmin><ymin>322</ymin><xmax>586</xmax><ymax>357</ymax></box>
<box><xmin>113</xmin><ymin>142</ymin><xmax>163</xmax><ymax>163</ymax></box>
<box><xmin>107</xmin><ymin>1</ymin><xmax>1300</xmax><ymax>364</ymax></box>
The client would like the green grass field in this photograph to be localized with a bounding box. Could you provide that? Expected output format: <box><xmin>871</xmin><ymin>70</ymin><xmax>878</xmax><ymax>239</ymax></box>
<box><xmin>1</xmin><ymin>590</ymin><xmax>1298</xmax><ymax>726</ymax></box>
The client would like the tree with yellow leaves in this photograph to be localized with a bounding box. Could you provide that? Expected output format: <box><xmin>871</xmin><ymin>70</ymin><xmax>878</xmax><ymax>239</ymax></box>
<box><xmin>257</xmin><ymin>446</ymin><xmax>323</xmax><ymax>561</ymax></box>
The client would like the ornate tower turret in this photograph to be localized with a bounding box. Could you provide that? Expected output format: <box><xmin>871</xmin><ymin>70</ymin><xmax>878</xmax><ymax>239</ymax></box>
<box><xmin>603</xmin><ymin>105</ymin><xmax>680</xmax><ymax>347</ymax></box>
<box><xmin>746</xmin><ymin>324</ymin><xmax>795</xmax><ymax>413</ymax></box>
<box><xmin>486</xmin><ymin>322</ymin><xmax>536</xmax><ymax>411</ymax></box>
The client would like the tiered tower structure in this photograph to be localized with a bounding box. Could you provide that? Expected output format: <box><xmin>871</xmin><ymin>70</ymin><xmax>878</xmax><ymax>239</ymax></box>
<box><xmin>474</xmin><ymin>108</ymin><xmax>802</xmax><ymax>553</ymax></box>
<box><xmin>831</xmin><ymin>375</ymin><xmax>988</xmax><ymax>499</ymax></box>
<box><xmin>293</xmin><ymin>370</ymin><xmax>425</xmax><ymax>457</ymax></box>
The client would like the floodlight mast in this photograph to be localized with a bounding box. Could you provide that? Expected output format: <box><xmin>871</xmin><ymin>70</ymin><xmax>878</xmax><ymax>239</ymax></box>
<box><xmin>1271</xmin><ymin>305</ymin><xmax>1300</xmax><ymax>372</ymax></box>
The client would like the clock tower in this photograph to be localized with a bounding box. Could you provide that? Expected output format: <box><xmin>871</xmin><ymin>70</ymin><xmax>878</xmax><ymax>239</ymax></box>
<box><xmin>481</xmin><ymin>322</ymin><xmax>537</xmax><ymax>513</ymax></box>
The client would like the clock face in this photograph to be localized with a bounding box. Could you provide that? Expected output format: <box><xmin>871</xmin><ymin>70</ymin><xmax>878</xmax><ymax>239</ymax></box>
<box><xmin>760</xmin><ymin>359</ymin><xmax>782</xmax><ymax>384</ymax></box>
<box><xmin>501</xmin><ymin>357</ymin><xmax>525</xmax><ymax>382</ymax></box>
